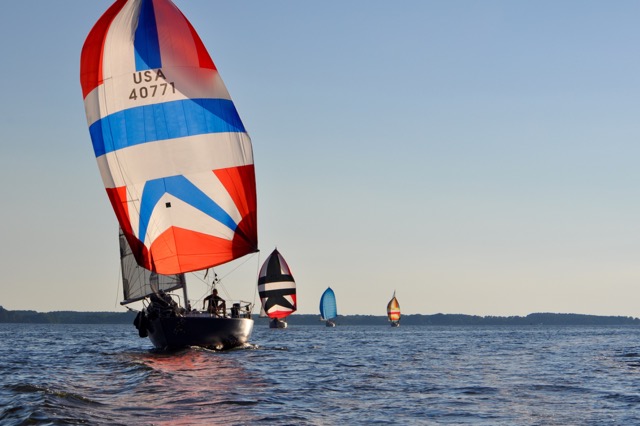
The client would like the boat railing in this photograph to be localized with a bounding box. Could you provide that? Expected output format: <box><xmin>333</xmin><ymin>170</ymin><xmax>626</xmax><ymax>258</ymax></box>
<box><xmin>186</xmin><ymin>300</ymin><xmax>253</xmax><ymax>319</ymax></box>
<box><xmin>228</xmin><ymin>300</ymin><xmax>253</xmax><ymax>319</ymax></box>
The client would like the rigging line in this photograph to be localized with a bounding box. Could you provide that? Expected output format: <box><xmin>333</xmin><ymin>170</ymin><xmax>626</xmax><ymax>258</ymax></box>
<box><xmin>212</xmin><ymin>270</ymin><xmax>231</xmax><ymax>303</ymax></box>
<box><xmin>216</xmin><ymin>251</ymin><xmax>259</xmax><ymax>282</ymax></box>
<box><xmin>252</xmin><ymin>250</ymin><xmax>262</xmax><ymax>311</ymax></box>
<box><xmin>113</xmin><ymin>259</ymin><xmax>122</xmax><ymax>309</ymax></box>
<box><xmin>188</xmin><ymin>271</ymin><xmax>214</xmax><ymax>308</ymax></box>
<box><xmin>197</xmin><ymin>252</ymin><xmax>260</xmax><ymax>306</ymax></box>
<box><xmin>190</xmin><ymin>270</ymin><xmax>227</xmax><ymax>310</ymax></box>
<box><xmin>216</xmin><ymin>252</ymin><xmax>259</xmax><ymax>302</ymax></box>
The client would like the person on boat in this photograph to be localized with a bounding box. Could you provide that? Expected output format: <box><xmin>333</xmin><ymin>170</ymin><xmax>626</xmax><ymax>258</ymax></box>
<box><xmin>203</xmin><ymin>288</ymin><xmax>226</xmax><ymax>317</ymax></box>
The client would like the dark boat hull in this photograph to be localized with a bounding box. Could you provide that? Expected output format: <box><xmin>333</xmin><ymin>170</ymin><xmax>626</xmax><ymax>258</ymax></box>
<box><xmin>146</xmin><ymin>315</ymin><xmax>253</xmax><ymax>351</ymax></box>
<box><xmin>269</xmin><ymin>318</ymin><xmax>288</xmax><ymax>329</ymax></box>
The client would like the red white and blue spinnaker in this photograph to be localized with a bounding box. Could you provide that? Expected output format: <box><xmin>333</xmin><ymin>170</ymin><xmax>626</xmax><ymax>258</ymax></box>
<box><xmin>80</xmin><ymin>0</ymin><xmax>258</xmax><ymax>276</ymax></box>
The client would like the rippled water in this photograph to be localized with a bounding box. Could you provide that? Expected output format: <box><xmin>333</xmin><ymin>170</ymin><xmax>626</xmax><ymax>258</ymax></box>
<box><xmin>2</xmin><ymin>323</ymin><xmax>640</xmax><ymax>425</ymax></box>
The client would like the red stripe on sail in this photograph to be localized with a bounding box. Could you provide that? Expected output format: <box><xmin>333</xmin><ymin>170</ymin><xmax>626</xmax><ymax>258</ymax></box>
<box><xmin>154</xmin><ymin>0</ymin><xmax>216</xmax><ymax>70</ymax></box>
<box><xmin>106</xmin><ymin>186</ymin><xmax>132</xmax><ymax>233</ymax></box>
<box><xmin>264</xmin><ymin>294</ymin><xmax>297</xmax><ymax>319</ymax></box>
<box><xmin>147</xmin><ymin>226</ymin><xmax>257</xmax><ymax>275</ymax></box>
<box><xmin>214</xmin><ymin>165</ymin><xmax>257</xmax><ymax>218</ymax></box>
<box><xmin>214</xmin><ymin>165</ymin><xmax>258</xmax><ymax>251</ymax></box>
<box><xmin>183</xmin><ymin>11</ymin><xmax>216</xmax><ymax>69</ymax></box>
<box><xmin>80</xmin><ymin>0</ymin><xmax>127</xmax><ymax>99</ymax></box>
<box><xmin>269</xmin><ymin>310</ymin><xmax>296</xmax><ymax>319</ymax></box>
<box><xmin>107</xmin><ymin>186</ymin><xmax>151</xmax><ymax>269</ymax></box>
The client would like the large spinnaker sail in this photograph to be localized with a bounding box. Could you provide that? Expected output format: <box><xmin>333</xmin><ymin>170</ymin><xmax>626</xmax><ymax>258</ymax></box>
<box><xmin>319</xmin><ymin>287</ymin><xmax>337</xmax><ymax>321</ymax></box>
<box><xmin>257</xmin><ymin>249</ymin><xmax>296</xmax><ymax>319</ymax></box>
<box><xmin>119</xmin><ymin>228</ymin><xmax>185</xmax><ymax>304</ymax></box>
<box><xmin>81</xmin><ymin>0</ymin><xmax>258</xmax><ymax>275</ymax></box>
<box><xmin>387</xmin><ymin>291</ymin><xmax>401</xmax><ymax>322</ymax></box>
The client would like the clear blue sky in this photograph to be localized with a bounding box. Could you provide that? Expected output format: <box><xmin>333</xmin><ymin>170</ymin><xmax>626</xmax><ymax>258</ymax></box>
<box><xmin>1</xmin><ymin>1</ymin><xmax>639</xmax><ymax>316</ymax></box>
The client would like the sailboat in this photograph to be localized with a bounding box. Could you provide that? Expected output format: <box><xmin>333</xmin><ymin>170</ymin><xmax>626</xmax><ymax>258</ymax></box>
<box><xmin>257</xmin><ymin>249</ymin><xmax>297</xmax><ymax>329</ymax></box>
<box><xmin>319</xmin><ymin>287</ymin><xmax>337</xmax><ymax>327</ymax></box>
<box><xmin>81</xmin><ymin>0</ymin><xmax>258</xmax><ymax>350</ymax></box>
<box><xmin>387</xmin><ymin>291</ymin><xmax>401</xmax><ymax>327</ymax></box>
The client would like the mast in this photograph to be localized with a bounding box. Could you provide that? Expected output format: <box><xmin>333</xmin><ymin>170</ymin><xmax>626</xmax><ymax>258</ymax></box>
<box><xmin>182</xmin><ymin>283</ymin><xmax>189</xmax><ymax>311</ymax></box>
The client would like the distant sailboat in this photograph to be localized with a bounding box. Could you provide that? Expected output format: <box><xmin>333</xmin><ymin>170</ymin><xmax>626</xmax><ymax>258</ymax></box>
<box><xmin>387</xmin><ymin>291</ymin><xmax>401</xmax><ymax>327</ymax></box>
<box><xmin>258</xmin><ymin>249</ymin><xmax>297</xmax><ymax>329</ymax></box>
<box><xmin>319</xmin><ymin>287</ymin><xmax>337</xmax><ymax>327</ymax></box>
<box><xmin>81</xmin><ymin>0</ymin><xmax>258</xmax><ymax>350</ymax></box>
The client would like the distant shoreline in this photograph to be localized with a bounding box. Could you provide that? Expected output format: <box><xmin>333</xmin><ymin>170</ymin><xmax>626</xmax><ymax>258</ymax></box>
<box><xmin>1</xmin><ymin>306</ymin><xmax>638</xmax><ymax>326</ymax></box>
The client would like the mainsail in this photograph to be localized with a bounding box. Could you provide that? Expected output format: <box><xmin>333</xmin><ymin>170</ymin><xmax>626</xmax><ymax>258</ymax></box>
<box><xmin>387</xmin><ymin>291</ymin><xmax>401</xmax><ymax>324</ymax></box>
<box><xmin>257</xmin><ymin>249</ymin><xmax>297</xmax><ymax>319</ymax></box>
<box><xmin>319</xmin><ymin>287</ymin><xmax>337</xmax><ymax>321</ymax></box>
<box><xmin>119</xmin><ymin>227</ymin><xmax>185</xmax><ymax>304</ymax></box>
<box><xmin>80</xmin><ymin>0</ymin><xmax>258</xmax><ymax>276</ymax></box>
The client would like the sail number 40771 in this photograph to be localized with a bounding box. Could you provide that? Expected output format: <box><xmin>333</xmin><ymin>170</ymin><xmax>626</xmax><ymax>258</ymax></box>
<box><xmin>129</xmin><ymin>82</ymin><xmax>175</xmax><ymax>100</ymax></box>
<box><xmin>129</xmin><ymin>69</ymin><xmax>176</xmax><ymax>101</ymax></box>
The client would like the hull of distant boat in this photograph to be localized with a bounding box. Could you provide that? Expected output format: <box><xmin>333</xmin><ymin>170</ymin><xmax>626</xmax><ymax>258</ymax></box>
<box><xmin>269</xmin><ymin>318</ymin><xmax>288</xmax><ymax>329</ymax></box>
<box><xmin>144</xmin><ymin>315</ymin><xmax>253</xmax><ymax>351</ymax></box>
<box><xmin>325</xmin><ymin>320</ymin><xmax>336</xmax><ymax>327</ymax></box>
<box><xmin>390</xmin><ymin>321</ymin><xmax>400</xmax><ymax>327</ymax></box>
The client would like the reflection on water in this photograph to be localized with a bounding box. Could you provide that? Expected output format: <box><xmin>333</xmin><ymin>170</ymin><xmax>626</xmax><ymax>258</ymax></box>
<box><xmin>115</xmin><ymin>347</ymin><xmax>264</xmax><ymax>425</ymax></box>
<box><xmin>0</xmin><ymin>323</ymin><xmax>266</xmax><ymax>425</ymax></box>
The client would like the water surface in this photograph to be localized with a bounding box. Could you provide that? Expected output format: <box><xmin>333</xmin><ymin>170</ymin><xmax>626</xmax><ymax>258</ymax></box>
<box><xmin>2</xmin><ymin>323</ymin><xmax>640</xmax><ymax>425</ymax></box>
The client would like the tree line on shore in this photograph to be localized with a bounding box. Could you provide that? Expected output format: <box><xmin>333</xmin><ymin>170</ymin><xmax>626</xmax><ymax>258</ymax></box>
<box><xmin>1</xmin><ymin>306</ymin><xmax>638</xmax><ymax>326</ymax></box>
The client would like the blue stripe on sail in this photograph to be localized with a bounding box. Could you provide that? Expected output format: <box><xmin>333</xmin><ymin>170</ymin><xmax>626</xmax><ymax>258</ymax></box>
<box><xmin>135</xmin><ymin>0</ymin><xmax>161</xmax><ymax>71</ymax></box>
<box><xmin>89</xmin><ymin>99</ymin><xmax>245</xmax><ymax>157</ymax></box>
<box><xmin>138</xmin><ymin>175</ymin><xmax>238</xmax><ymax>244</ymax></box>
